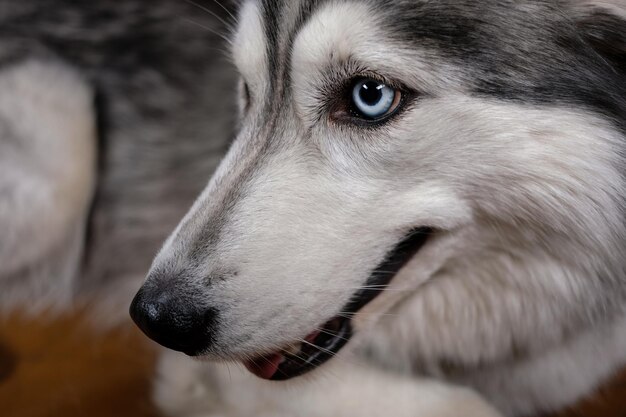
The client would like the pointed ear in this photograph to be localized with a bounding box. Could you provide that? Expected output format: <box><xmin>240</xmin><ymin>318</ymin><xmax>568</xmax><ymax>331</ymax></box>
<box><xmin>569</xmin><ymin>1</ymin><xmax>626</xmax><ymax>74</ymax></box>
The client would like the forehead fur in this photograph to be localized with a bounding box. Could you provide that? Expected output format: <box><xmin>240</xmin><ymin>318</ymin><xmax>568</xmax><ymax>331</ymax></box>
<box><xmin>233</xmin><ymin>1</ymin><xmax>267</xmax><ymax>89</ymax></box>
<box><xmin>236</xmin><ymin>0</ymin><xmax>625</xmax><ymax>130</ymax></box>
<box><xmin>291</xmin><ymin>2</ymin><xmax>464</xmax><ymax>93</ymax></box>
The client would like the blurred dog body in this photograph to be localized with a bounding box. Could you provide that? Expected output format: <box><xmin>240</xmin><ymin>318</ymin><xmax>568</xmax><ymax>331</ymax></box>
<box><xmin>0</xmin><ymin>59</ymin><xmax>96</xmax><ymax>309</ymax></box>
<box><xmin>0</xmin><ymin>0</ymin><xmax>236</xmax><ymax>317</ymax></box>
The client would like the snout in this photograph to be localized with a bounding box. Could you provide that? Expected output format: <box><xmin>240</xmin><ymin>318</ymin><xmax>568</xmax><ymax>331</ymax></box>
<box><xmin>129</xmin><ymin>283</ymin><xmax>217</xmax><ymax>356</ymax></box>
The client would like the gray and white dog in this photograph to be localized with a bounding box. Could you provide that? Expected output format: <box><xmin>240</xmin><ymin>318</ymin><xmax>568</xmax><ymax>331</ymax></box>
<box><xmin>130</xmin><ymin>0</ymin><xmax>626</xmax><ymax>416</ymax></box>
<box><xmin>2</xmin><ymin>0</ymin><xmax>626</xmax><ymax>416</ymax></box>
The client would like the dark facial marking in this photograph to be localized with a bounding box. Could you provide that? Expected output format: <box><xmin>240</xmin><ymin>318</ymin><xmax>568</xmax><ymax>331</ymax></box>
<box><xmin>372</xmin><ymin>0</ymin><xmax>626</xmax><ymax>131</ymax></box>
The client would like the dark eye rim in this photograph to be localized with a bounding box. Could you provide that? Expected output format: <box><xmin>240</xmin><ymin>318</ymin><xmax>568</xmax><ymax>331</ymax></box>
<box><xmin>240</xmin><ymin>79</ymin><xmax>252</xmax><ymax>113</ymax></box>
<box><xmin>330</xmin><ymin>76</ymin><xmax>415</xmax><ymax>127</ymax></box>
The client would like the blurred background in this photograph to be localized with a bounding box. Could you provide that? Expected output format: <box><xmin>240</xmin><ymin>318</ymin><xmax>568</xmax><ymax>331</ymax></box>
<box><xmin>1</xmin><ymin>0</ymin><xmax>236</xmax><ymax>415</ymax></box>
<box><xmin>0</xmin><ymin>1</ymin><xmax>624</xmax><ymax>416</ymax></box>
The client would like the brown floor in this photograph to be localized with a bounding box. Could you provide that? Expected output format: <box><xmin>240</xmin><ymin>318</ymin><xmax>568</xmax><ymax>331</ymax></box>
<box><xmin>0</xmin><ymin>311</ymin><xmax>159</xmax><ymax>417</ymax></box>
<box><xmin>1</xmin><ymin>312</ymin><xmax>625</xmax><ymax>417</ymax></box>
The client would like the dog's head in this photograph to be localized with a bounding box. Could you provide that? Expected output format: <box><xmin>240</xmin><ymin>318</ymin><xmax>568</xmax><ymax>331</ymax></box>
<box><xmin>131</xmin><ymin>0</ymin><xmax>626</xmax><ymax>381</ymax></box>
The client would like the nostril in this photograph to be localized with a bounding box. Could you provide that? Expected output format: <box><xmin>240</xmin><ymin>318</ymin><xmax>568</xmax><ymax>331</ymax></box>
<box><xmin>129</xmin><ymin>285</ymin><xmax>217</xmax><ymax>356</ymax></box>
<box><xmin>130</xmin><ymin>287</ymin><xmax>157</xmax><ymax>328</ymax></box>
<box><xmin>130</xmin><ymin>290</ymin><xmax>166</xmax><ymax>334</ymax></box>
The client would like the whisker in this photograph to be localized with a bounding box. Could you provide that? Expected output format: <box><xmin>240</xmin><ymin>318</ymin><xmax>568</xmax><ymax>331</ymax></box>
<box><xmin>193</xmin><ymin>46</ymin><xmax>235</xmax><ymax>60</ymax></box>
<box><xmin>286</xmin><ymin>350</ymin><xmax>313</xmax><ymax>364</ymax></box>
<box><xmin>299</xmin><ymin>339</ymin><xmax>338</xmax><ymax>357</ymax></box>
<box><xmin>313</xmin><ymin>327</ymin><xmax>351</xmax><ymax>343</ymax></box>
<box><xmin>296</xmin><ymin>339</ymin><xmax>360</xmax><ymax>368</ymax></box>
<box><xmin>210</xmin><ymin>0</ymin><xmax>238</xmax><ymax>23</ymax></box>
<box><xmin>184</xmin><ymin>0</ymin><xmax>236</xmax><ymax>32</ymax></box>
<box><xmin>180</xmin><ymin>17</ymin><xmax>233</xmax><ymax>45</ymax></box>
<box><xmin>256</xmin><ymin>351</ymin><xmax>291</xmax><ymax>379</ymax></box>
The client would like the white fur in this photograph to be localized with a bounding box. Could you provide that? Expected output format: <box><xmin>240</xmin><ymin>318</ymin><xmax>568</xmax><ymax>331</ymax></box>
<box><xmin>145</xmin><ymin>1</ymin><xmax>626</xmax><ymax>416</ymax></box>
<box><xmin>232</xmin><ymin>1</ymin><xmax>269</xmax><ymax>103</ymax></box>
<box><xmin>155</xmin><ymin>350</ymin><xmax>502</xmax><ymax>417</ymax></box>
<box><xmin>0</xmin><ymin>60</ymin><xmax>96</xmax><ymax>311</ymax></box>
<box><xmin>291</xmin><ymin>2</ymin><xmax>466</xmax><ymax>126</ymax></box>
<box><xmin>571</xmin><ymin>0</ymin><xmax>626</xmax><ymax>18</ymax></box>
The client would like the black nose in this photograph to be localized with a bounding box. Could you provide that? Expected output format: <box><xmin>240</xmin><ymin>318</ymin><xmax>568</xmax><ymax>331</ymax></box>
<box><xmin>129</xmin><ymin>285</ymin><xmax>216</xmax><ymax>356</ymax></box>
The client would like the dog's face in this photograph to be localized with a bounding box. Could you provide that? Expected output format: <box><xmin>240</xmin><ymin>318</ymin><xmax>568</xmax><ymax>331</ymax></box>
<box><xmin>131</xmin><ymin>0</ymin><xmax>626</xmax><ymax>381</ymax></box>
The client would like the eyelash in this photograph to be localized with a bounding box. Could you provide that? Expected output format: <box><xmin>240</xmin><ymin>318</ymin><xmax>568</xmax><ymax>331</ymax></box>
<box><xmin>330</xmin><ymin>76</ymin><xmax>413</xmax><ymax>127</ymax></box>
<box><xmin>240</xmin><ymin>74</ymin><xmax>415</xmax><ymax>127</ymax></box>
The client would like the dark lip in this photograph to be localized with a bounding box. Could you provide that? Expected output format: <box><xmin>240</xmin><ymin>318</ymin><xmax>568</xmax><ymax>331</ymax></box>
<box><xmin>343</xmin><ymin>227</ymin><xmax>433</xmax><ymax>313</ymax></box>
<box><xmin>269</xmin><ymin>317</ymin><xmax>352</xmax><ymax>381</ymax></box>
<box><xmin>253</xmin><ymin>227</ymin><xmax>433</xmax><ymax>381</ymax></box>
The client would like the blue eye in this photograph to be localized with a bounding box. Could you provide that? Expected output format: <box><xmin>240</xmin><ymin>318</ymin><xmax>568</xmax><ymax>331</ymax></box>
<box><xmin>351</xmin><ymin>78</ymin><xmax>400</xmax><ymax>120</ymax></box>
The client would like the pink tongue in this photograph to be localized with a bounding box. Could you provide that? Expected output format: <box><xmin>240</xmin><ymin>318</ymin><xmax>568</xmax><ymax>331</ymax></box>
<box><xmin>244</xmin><ymin>353</ymin><xmax>283</xmax><ymax>379</ymax></box>
<box><xmin>305</xmin><ymin>330</ymin><xmax>320</xmax><ymax>343</ymax></box>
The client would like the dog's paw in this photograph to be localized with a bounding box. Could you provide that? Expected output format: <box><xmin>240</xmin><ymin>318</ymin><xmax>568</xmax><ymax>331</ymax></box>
<box><xmin>153</xmin><ymin>351</ymin><xmax>236</xmax><ymax>417</ymax></box>
<box><xmin>273</xmin><ymin>361</ymin><xmax>503</xmax><ymax>417</ymax></box>
<box><xmin>153</xmin><ymin>353</ymin><xmax>502</xmax><ymax>417</ymax></box>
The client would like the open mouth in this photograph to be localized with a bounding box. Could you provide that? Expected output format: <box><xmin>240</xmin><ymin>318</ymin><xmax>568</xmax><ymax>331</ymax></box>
<box><xmin>243</xmin><ymin>227</ymin><xmax>433</xmax><ymax>381</ymax></box>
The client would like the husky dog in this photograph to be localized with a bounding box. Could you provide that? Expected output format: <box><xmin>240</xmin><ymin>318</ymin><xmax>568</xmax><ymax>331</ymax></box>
<box><xmin>0</xmin><ymin>0</ymin><xmax>236</xmax><ymax>318</ymax></box>
<box><xmin>129</xmin><ymin>0</ymin><xmax>626</xmax><ymax>416</ymax></box>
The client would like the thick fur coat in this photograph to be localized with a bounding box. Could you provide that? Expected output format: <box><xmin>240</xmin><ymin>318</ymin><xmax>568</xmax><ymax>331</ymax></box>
<box><xmin>2</xmin><ymin>1</ymin><xmax>625</xmax><ymax>416</ymax></box>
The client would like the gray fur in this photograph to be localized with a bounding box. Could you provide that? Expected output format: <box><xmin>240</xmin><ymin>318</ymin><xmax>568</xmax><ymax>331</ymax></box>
<box><xmin>2</xmin><ymin>0</ymin><xmax>626</xmax><ymax>416</ymax></box>
<box><xmin>141</xmin><ymin>1</ymin><xmax>626</xmax><ymax>416</ymax></box>
<box><xmin>0</xmin><ymin>0</ymin><xmax>237</xmax><ymax>317</ymax></box>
